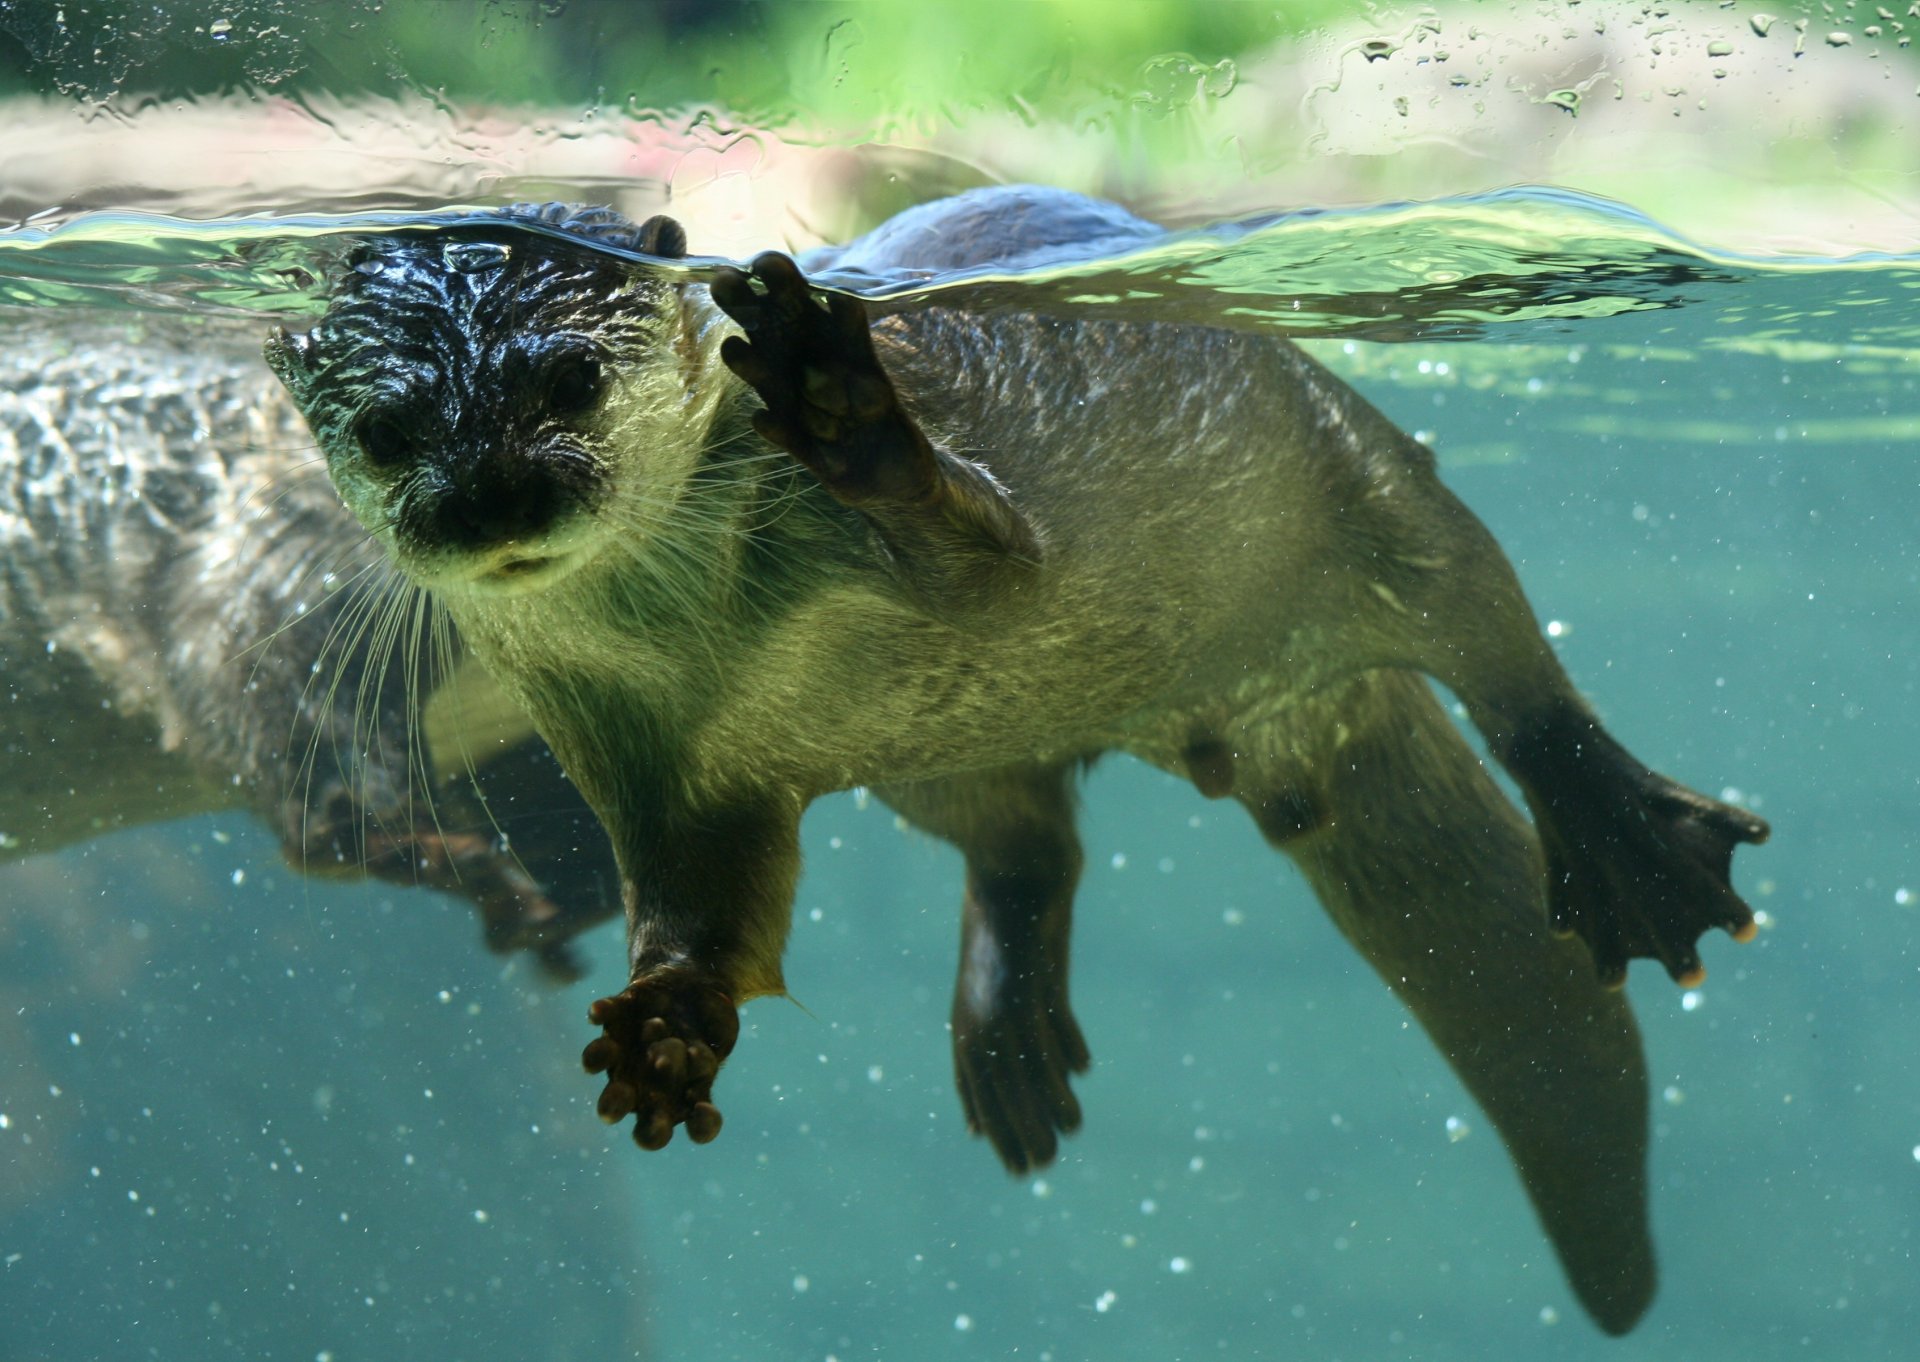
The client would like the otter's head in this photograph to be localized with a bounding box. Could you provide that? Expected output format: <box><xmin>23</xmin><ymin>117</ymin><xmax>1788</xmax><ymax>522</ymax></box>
<box><xmin>267</xmin><ymin>205</ymin><xmax>697</xmax><ymax>598</ymax></box>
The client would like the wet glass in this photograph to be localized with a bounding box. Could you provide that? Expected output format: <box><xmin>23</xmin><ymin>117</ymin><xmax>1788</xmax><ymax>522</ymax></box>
<box><xmin>1</xmin><ymin>3</ymin><xmax>1916</xmax><ymax>1359</ymax></box>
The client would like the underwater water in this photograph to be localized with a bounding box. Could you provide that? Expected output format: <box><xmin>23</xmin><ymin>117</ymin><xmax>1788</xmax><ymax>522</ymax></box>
<box><xmin>2</xmin><ymin>185</ymin><xmax>1919</xmax><ymax>1362</ymax></box>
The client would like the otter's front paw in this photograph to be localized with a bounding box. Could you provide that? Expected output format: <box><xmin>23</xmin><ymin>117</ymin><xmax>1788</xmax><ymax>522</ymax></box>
<box><xmin>1514</xmin><ymin>717</ymin><xmax>1769</xmax><ymax>987</ymax></box>
<box><xmin>287</xmin><ymin>782</ymin><xmax>587</xmax><ymax>979</ymax></box>
<box><xmin>952</xmin><ymin>983</ymin><xmax>1091</xmax><ymax>1175</ymax></box>
<box><xmin>711</xmin><ymin>252</ymin><xmax>938</xmax><ymax>506</ymax></box>
<box><xmin>581</xmin><ymin>970</ymin><xmax>739</xmax><ymax>1149</ymax></box>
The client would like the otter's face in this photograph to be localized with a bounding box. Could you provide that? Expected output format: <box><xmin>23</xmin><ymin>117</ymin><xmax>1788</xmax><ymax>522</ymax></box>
<box><xmin>268</xmin><ymin>210</ymin><xmax>696</xmax><ymax>599</ymax></box>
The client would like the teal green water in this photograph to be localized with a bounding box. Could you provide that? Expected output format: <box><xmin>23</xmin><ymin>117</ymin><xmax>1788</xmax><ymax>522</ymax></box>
<box><xmin>2</xmin><ymin>194</ymin><xmax>1918</xmax><ymax>1361</ymax></box>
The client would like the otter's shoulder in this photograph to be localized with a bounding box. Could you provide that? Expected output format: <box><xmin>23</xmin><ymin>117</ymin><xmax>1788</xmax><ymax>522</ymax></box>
<box><xmin>811</xmin><ymin>186</ymin><xmax>1161</xmax><ymax>278</ymax></box>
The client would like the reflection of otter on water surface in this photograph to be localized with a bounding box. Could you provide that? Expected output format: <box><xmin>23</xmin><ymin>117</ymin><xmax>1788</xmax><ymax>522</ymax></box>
<box><xmin>273</xmin><ymin>187</ymin><xmax>1769</xmax><ymax>1335</ymax></box>
<box><xmin>0</xmin><ymin>326</ymin><xmax>618</xmax><ymax>974</ymax></box>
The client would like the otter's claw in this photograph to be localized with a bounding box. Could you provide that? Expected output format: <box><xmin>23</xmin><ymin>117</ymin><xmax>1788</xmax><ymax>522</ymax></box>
<box><xmin>712</xmin><ymin>252</ymin><xmax>939</xmax><ymax>506</ymax></box>
<box><xmin>583</xmin><ymin>970</ymin><xmax>739</xmax><ymax>1149</ymax></box>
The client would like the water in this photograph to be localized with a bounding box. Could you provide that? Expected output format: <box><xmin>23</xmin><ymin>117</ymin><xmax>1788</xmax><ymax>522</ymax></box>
<box><xmin>4</xmin><ymin>83</ymin><xmax>1920</xmax><ymax>1362</ymax></box>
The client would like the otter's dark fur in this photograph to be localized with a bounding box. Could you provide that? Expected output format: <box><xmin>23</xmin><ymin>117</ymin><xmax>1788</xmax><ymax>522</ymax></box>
<box><xmin>0</xmin><ymin>319</ymin><xmax>616</xmax><ymax>970</ymax></box>
<box><xmin>271</xmin><ymin>187</ymin><xmax>1771</xmax><ymax>1334</ymax></box>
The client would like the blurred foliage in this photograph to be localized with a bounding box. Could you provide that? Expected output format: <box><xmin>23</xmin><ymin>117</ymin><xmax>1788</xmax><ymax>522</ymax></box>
<box><xmin>0</xmin><ymin>0</ymin><xmax>1343</xmax><ymax>115</ymax></box>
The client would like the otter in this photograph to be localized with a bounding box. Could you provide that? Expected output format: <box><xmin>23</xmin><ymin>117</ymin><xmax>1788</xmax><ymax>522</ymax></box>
<box><xmin>0</xmin><ymin>319</ymin><xmax>617</xmax><ymax>972</ymax></box>
<box><xmin>269</xmin><ymin>187</ymin><xmax>1770</xmax><ymax>1334</ymax></box>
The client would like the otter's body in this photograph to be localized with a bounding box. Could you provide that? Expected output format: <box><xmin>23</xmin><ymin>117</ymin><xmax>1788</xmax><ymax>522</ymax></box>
<box><xmin>464</xmin><ymin>318</ymin><xmax>1366</xmax><ymax>787</ymax></box>
<box><xmin>0</xmin><ymin>320</ymin><xmax>615</xmax><ymax>966</ymax></box>
<box><xmin>275</xmin><ymin>187</ymin><xmax>1772</xmax><ymax>1334</ymax></box>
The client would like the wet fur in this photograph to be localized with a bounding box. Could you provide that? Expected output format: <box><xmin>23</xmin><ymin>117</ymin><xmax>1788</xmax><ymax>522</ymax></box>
<box><xmin>274</xmin><ymin>187</ymin><xmax>1772</xmax><ymax>1334</ymax></box>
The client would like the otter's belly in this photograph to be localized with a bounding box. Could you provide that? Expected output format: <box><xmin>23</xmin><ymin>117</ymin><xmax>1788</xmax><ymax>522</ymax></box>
<box><xmin>682</xmin><ymin>578</ymin><xmax>1283</xmax><ymax>795</ymax></box>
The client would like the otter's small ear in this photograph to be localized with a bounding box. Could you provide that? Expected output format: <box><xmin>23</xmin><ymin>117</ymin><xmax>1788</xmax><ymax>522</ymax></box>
<box><xmin>637</xmin><ymin>215</ymin><xmax>687</xmax><ymax>260</ymax></box>
<box><xmin>264</xmin><ymin>328</ymin><xmax>314</xmax><ymax>392</ymax></box>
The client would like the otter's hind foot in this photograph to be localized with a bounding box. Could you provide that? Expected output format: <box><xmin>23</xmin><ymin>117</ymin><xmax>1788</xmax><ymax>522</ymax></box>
<box><xmin>1508</xmin><ymin>707</ymin><xmax>1770</xmax><ymax>986</ymax></box>
<box><xmin>581</xmin><ymin>969</ymin><xmax>739</xmax><ymax>1150</ymax></box>
<box><xmin>713</xmin><ymin>252</ymin><xmax>939</xmax><ymax>507</ymax></box>
<box><xmin>952</xmin><ymin>977</ymin><xmax>1090</xmax><ymax>1175</ymax></box>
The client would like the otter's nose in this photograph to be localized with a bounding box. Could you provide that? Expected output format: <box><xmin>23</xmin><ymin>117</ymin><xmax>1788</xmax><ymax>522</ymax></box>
<box><xmin>427</xmin><ymin>461</ymin><xmax>564</xmax><ymax>550</ymax></box>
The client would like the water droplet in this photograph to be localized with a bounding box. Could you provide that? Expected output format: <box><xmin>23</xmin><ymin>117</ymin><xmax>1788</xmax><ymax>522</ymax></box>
<box><xmin>1445</xmin><ymin>1115</ymin><xmax>1471</xmax><ymax>1142</ymax></box>
<box><xmin>1826</xmin><ymin>31</ymin><xmax>1855</xmax><ymax>47</ymax></box>
<box><xmin>1707</xmin><ymin>40</ymin><xmax>1734</xmax><ymax>57</ymax></box>
<box><xmin>1750</xmin><ymin>14</ymin><xmax>1776</xmax><ymax>36</ymax></box>
<box><xmin>1663</xmin><ymin>1085</ymin><xmax>1686</xmax><ymax>1105</ymax></box>
<box><xmin>1168</xmin><ymin>1256</ymin><xmax>1191</xmax><ymax>1274</ymax></box>
<box><xmin>1361</xmin><ymin>39</ymin><xmax>1397</xmax><ymax>62</ymax></box>
<box><xmin>1202</xmin><ymin>59</ymin><xmax>1237</xmax><ymax>99</ymax></box>
<box><xmin>1544</xmin><ymin>89</ymin><xmax>1582</xmax><ymax>116</ymax></box>
<box><xmin>209</xmin><ymin>18</ymin><xmax>233</xmax><ymax>40</ymax></box>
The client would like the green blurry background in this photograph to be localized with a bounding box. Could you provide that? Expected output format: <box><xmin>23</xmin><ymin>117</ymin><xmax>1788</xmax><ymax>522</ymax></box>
<box><xmin>3</xmin><ymin>0</ymin><xmax>1916</xmax><ymax>250</ymax></box>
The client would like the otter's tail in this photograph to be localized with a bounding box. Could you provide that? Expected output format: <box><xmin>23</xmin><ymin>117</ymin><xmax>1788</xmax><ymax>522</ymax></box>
<box><xmin>1239</xmin><ymin>668</ymin><xmax>1655</xmax><ymax>1336</ymax></box>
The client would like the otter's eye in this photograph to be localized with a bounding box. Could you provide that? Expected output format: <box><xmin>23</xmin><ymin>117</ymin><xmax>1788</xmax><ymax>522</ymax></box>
<box><xmin>357</xmin><ymin>414</ymin><xmax>414</xmax><ymax>469</ymax></box>
<box><xmin>546</xmin><ymin>354</ymin><xmax>603</xmax><ymax>418</ymax></box>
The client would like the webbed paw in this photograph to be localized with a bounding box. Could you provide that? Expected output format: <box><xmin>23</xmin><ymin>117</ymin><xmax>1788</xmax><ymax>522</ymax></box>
<box><xmin>952</xmin><ymin>982</ymin><xmax>1090</xmax><ymax>1175</ymax></box>
<box><xmin>287</xmin><ymin>779</ymin><xmax>587</xmax><ymax>979</ymax></box>
<box><xmin>711</xmin><ymin>252</ymin><xmax>938</xmax><ymax>506</ymax></box>
<box><xmin>581</xmin><ymin>969</ymin><xmax>739</xmax><ymax>1149</ymax></box>
<box><xmin>1514</xmin><ymin>715</ymin><xmax>1769</xmax><ymax>987</ymax></box>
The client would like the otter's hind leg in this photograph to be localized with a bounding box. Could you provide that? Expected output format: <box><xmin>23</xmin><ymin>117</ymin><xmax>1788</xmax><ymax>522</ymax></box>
<box><xmin>1353</xmin><ymin>468</ymin><xmax>1767</xmax><ymax>986</ymax></box>
<box><xmin>878</xmin><ymin>763</ymin><xmax>1090</xmax><ymax>1174</ymax></box>
<box><xmin>1232</xmin><ymin>671</ymin><xmax>1656</xmax><ymax>1336</ymax></box>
